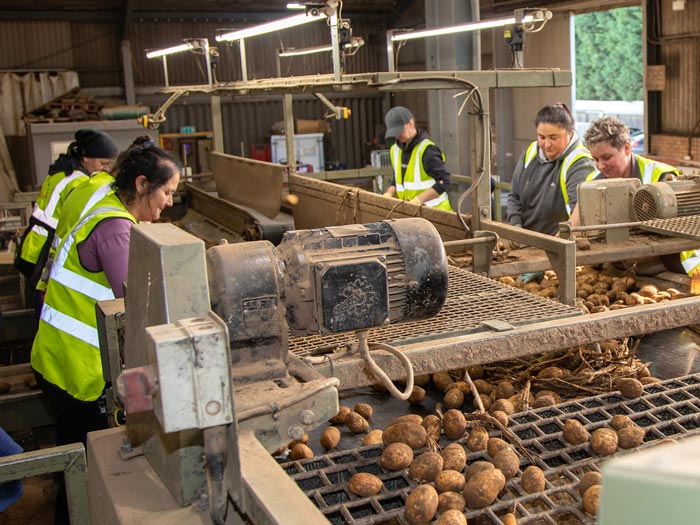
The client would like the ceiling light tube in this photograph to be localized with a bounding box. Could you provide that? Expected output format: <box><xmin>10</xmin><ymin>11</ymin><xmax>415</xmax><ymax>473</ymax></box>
<box><xmin>391</xmin><ymin>16</ymin><xmax>516</xmax><ymax>42</ymax></box>
<box><xmin>146</xmin><ymin>42</ymin><xmax>195</xmax><ymax>59</ymax></box>
<box><xmin>279</xmin><ymin>44</ymin><xmax>333</xmax><ymax>57</ymax></box>
<box><xmin>286</xmin><ymin>2</ymin><xmax>305</xmax><ymax>8</ymax></box>
<box><xmin>216</xmin><ymin>12</ymin><xmax>327</xmax><ymax>42</ymax></box>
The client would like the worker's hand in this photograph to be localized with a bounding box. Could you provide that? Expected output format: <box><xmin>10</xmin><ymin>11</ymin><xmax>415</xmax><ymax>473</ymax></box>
<box><xmin>409</xmin><ymin>197</ymin><xmax>422</xmax><ymax>205</ymax></box>
<box><xmin>516</xmin><ymin>271</ymin><xmax>544</xmax><ymax>284</ymax></box>
<box><xmin>382</xmin><ymin>191</ymin><xmax>394</xmax><ymax>198</ymax></box>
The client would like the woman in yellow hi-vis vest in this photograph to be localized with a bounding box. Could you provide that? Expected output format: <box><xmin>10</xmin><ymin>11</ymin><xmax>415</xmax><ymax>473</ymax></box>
<box><xmin>382</xmin><ymin>106</ymin><xmax>453</xmax><ymax>211</ymax></box>
<box><xmin>14</xmin><ymin>129</ymin><xmax>118</xmax><ymax>289</ymax></box>
<box><xmin>583</xmin><ymin>116</ymin><xmax>699</xmax><ymax>277</ymax></box>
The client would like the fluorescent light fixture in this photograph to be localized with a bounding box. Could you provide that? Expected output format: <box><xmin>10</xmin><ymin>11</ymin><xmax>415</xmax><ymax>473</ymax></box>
<box><xmin>216</xmin><ymin>12</ymin><xmax>327</xmax><ymax>42</ymax></box>
<box><xmin>146</xmin><ymin>42</ymin><xmax>194</xmax><ymax>59</ymax></box>
<box><xmin>391</xmin><ymin>16</ymin><xmax>516</xmax><ymax>42</ymax></box>
<box><xmin>286</xmin><ymin>2</ymin><xmax>305</xmax><ymax>8</ymax></box>
<box><xmin>279</xmin><ymin>44</ymin><xmax>333</xmax><ymax>57</ymax></box>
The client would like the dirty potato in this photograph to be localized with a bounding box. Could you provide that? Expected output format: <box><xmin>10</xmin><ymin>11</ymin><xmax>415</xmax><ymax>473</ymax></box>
<box><xmin>405</xmin><ymin>484</ymin><xmax>439</xmax><ymax>525</ymax></box>
<box><xmin>479</xmin><ymin>394</ymin><xmax>492</xmax><ymax>412</ymax></box>
<box><xmin>289</xmin><ymin>443</ymin><xmax>313</xmax><ymax>460</ymax></box>
<box><xmin>433</xmin><ymin>371</ymin><xmax>455</xmax><ymax>392</ymax></box>
<box><xmin>436</xmin><ymin>509</ymin><xmax>468</xmax><ymax>525</ymax></box>
<box><xmin>532</xmin><ymin>395</ymin><xmax>555</xmax><ymax>408</ymax></box>
<box><xmin>609</xmin><ymin>414</ymin><xmax>634</xmax><ymax>431</ymax></box>
<box><xmin>486</xmin><ymin>437</ymin><xmax>510</xmax><ymax>458</ymax></box>
<box><xmin>348</xmin><ymin>473</ymin><xmax>383</xmax><ymax>497</ymax></box>
<box><xmin>578</xmin><ymin>471</ymin><xmax>602</xmax><ymax>496</ymax></box>
<box><xmin>329</xmin><ymin>406</ymin><xmax>351</xmax><ymax>424</ymax></box>
<box><xmin>446</xmin><ymin>380</ymin><xmax>471</xmax><ymax>396</ymax></box>
<box><xmin>520</xmin><ymin>465</ymin><xmax>545</xmax><ymax>494</ymax></box>
<box><xmin>443</xmin><ymin>409</ymin><xmax>467</xmax><ymax>440</ymax></box>
<box><xmin>408</xmin><ymin>386</ymin><xmax>426</xmax><ymax>405</ymax></box>
<box><xmin>464</xmin><ymin>460</ymin><xmax>495</xmax><ymax>481</ymax></box>
<box><xmin>463</xmin><ymin>468</ymin><xmax>506</xmax><ymax>509</ymax></box>
<box><xmin>563</xmin><ymin>419</ymin><xmax>590</xmax><ymax>445</ymax></box>
<box><xmin>435</xmin><ymin>470</ymin><xmax>466</xmax><ymax>493</ymax></box>
<box><xmin>386</xmin><ymin>414</ymin><xmax>424</xmax><ymax>428</ymax></box>
<box><xmin>472</xmin><ymin>379</ymin><xmax>494</xmax><ymax>395</ymax></box>
<box><xmin>409</xmin><ymin>451</ymin><xmax>444</xmax><ymax>482</ymax></box>
<box><xmin>639</xmin><ymin>376</ymin><xmax>661</xmax><ymax>385</ymax></box>
<box><xmin>491</xmin><ymin>410</ymin><xmax>509</xmax><ymax>427</ymax></box>
<box><xmin>382</xmin><ymin>422</ymin><xmax>427</xmax><ymax>450</ymax></box>
<box><xmin>444</xmin><ymin>388</ymin><xmax>465</xmax><ymax>410</ymax></box>
<box><xmin>438</xmin><ymin>491</ymin><xmax>466</xmax><ymax>513</ymax></box>
<box><xmin>502</xmin><ymin>513</ymin><xmax>518</xmax><ymax>525</ymax></box>
<box><xmin>346</xmin><ymin>412</ymin><xmax>370</xmax><ymax>434</ymax></box>
<box><xmin>442</xmin><ymin>443</ymin><xmax>467</xmax><ymax>472</ymax></box>
<box><xmin>489</xmin><ymin>399</ymin><xmax>515</xmax><ymax>416</ymax></box>
<box><xmin>362</xmin><ymin>429</ymin><xmax>383</xmax><ymax>447</ymax></box>
<box><xmin>320</xmin><ymin>426</ymin><xmax>341</xmax><ymax>450</ymax></box>
<box><xmin>494</xmin><ymin>381</ymin><xmax>515</xmax><ymax>400</ymax></box>
<box><xmin>492</xmin><ymin>449</ymin><xmax>520</xmax><ymax>480</ymax></box>
<box><xmin>617</xmin><ymin>377</ymin><xmax>643</xmax><ymax>399</ymax></box>
<box><xmin>590</xmin><ymin>428</ymin><xmax>618</xmax><ymax>455</ymax></box>
<box><xmin>617</xmin><ymin>425</ymin><xmax>645</xmax><ymax>449</ymax></box>
<box><xmin>536</xmin><ymin>390</ymin><xmax>562</xmax><ymax>403</ymax></box>
<box><xmin>422</xmin><ymin>414</ymin><xmax>442</xmax><ymax>443</ymax></box>
<box><xmin>354</xmin><ymin>403</ymin><xmax>373</xmax><ymax>421</ymax></box>
<box><xmin>538</xmin><ymin>366</ymin><xmax>565</xmax><ymax>379</ymax></box>
<box><xmin>466</xmin><ymin>425</ymin><xmax>489</xmax><ymax>452</ymax></box>
<box><xmin>381</xmin><ymin>442</ymin><xmax>413</xmax><ymax>471</ymax></box>
<box><xmin>582</xmin><ymin>484</ymin><xmax>601</xmax><ymax>516</ymax></box>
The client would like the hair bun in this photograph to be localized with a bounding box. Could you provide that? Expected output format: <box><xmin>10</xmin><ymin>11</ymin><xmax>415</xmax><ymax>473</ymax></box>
<box><xmin>132</xmin><ymin>135</ymin><xmax>155</xmax><ymax>148</ymax></box>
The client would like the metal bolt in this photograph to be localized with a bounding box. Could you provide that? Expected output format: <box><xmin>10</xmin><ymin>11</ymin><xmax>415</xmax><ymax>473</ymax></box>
<box><xmin>288</xmin><ymin>425</ymin><xmax>305</xmax><ymax>440</ymax></box>
<box><xmin>120</xmin><ymin>437</ymin><xmax>132</xmax><ymax>454</ymax></box>
<box><xmin>300</xmin><ymin>409</ymin><xmax>315</xmax><ymax>425</ymax></box>
<box><xmin>316</xmin><ymin>263</ymin><xmax>324</xmax><ymax>270</ymax></box>
<box><xmin>192</xmin><ymin>491</ymin><xmax>209</xmax><ymax>512</ymax></box>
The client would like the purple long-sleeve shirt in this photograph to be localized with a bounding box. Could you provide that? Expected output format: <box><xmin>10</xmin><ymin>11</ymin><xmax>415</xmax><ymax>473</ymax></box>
<box><xmin>77</xmin><ymin>218</ymin><xmax>133</xmax><ymax>298</ymax></box>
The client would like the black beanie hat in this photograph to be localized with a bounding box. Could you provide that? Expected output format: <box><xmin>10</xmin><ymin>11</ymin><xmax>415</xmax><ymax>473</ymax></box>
<box><xmin>74</xmin><ymin>129</ymin><xmax>118</xmax><ymax>159</ymax></box>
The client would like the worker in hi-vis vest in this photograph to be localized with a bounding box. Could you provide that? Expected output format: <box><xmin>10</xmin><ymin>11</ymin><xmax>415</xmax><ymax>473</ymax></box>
<box><xmin>584</xmin><ymin>116</ymin><xmax>700</xmax><ymax>279</ymax></box>
<box><xmin>382</xmin><ymin>106</ymin><xmax>453</xmax><ymax>212</ymax></box>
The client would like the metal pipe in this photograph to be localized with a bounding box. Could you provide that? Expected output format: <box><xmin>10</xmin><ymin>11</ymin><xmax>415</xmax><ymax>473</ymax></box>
<box><xmin>329</xmin><ymin>12</ymin><xmax>341</xmax><ymax>82</ymax></box>
<box><xmin>239</xmin><ymin>38</ymin><xmax>248</xmax><ymax>83</ymax></box>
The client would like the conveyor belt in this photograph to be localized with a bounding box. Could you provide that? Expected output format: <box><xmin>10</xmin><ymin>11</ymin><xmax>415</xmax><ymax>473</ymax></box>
<box><xmin>641</xmin><ymin>215</ymin><xmax>700</xmax><ymax>241</ymax></box>
<box><xmin>288</xmin><ymin>266</ymin><xmax>582</xmax><ymax>357</ymax></box>
<box><xmin>283</xmin><ymin>374</ymin><xmax>700</xmax><ymax>525</ymax></box>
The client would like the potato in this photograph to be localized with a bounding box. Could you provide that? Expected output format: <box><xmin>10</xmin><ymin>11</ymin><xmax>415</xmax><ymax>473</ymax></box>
<box><xmin>489</xmin><ymin>399</ymin><xmax>515</xmax><ymax>416</ymax></box>
<box><xmin>354</xmin><ymin>403</ymin><xmax>373</xmax><ymax>421</ymax></box>
<box><xmin>405</xmin><ymin>484</ymin><xmax>439</xmax><ymax>525</ymax></box>
<box><xmin>524</xmin><ymin>282</ymin><xmax>541</xmax><ymax>292</ymax></box>
<box><xmin>446</xmin><ymin>381</ymin><xmax>471</xmax><ymax>396</ymax></box>
<box><xmin>463</xmin><ymin>468</ymin><xmax>506</xmax><ymax>509</ymax></box>
<box><xmin>537</xmin><ymin>366</ymin><xmax>564</xmax><ymax>379</ymax></box>
<box><xmin>535</xmin><ymin>390</ymin><xmax>561</xmax><ymax>403</ymax></box>
<box><xmin>502</xmin><ymin>513</ymin><xmax>518</xmax><ymax>525</ymax></box>
<box><xmin>436</xmin><ymin>509</ymin><xmax>467</xmax><ymax>525</ymax></box>
<box><xmin>610</xmin><ymin>414</ymin><xmax>634</xmax><ymax>431</ymax></box>
<box><xmin>587</xmin><ymin>293</ymin><xmax>610</xmax><ymax>307</ymax></box>
<box><xmin>0</xmin><ymin>381</ymin><xmax>10</xmax><ymax>394</ymax></box>
<box><xmin>472</xmin><ymin>379</ymin><xmax>493</xmax><ymax>395</ymax></box>
<box><xmin>24</xmin><ymin>375</ymin><xmax>38</xmax><ymax>390</ymax></box>
<box><xmin>382</xmin><ymin>422</ymin><xmax>427</xmax><ymax>450</ymax></box>
<box><xmin>346</xmin><ymin>412</ymin><xmax>369</xmax><ymax>434</ymax></box>
<box><xmin>617</xmin><ymin>425</ymin><xmax>645</xmax><ymax>449</ymax></box>
<box><xmin>438</xmin><ymin>491</ymin><xmax>466</xmax><ymax>513</ymax></box>
<box><xmin>329</xmin><ymin>406</ymin><xmax>351</xmax><ymax>424</ymax></box>
<box><xmin>486</xmin><ymin>437</ymin><xmax>509</xmax><ymax>458</ymax></box>
<box><xmin>582</xmin><ymin>484</ymin><xmax>601</xmax><ymax>516</ymax></box>
<box><xmin>409</xmin><ymin>451</ymin><xmax>444</xmax><ymax>482</ymax></box>
<box><xmin>443</xmin><ymin>388</ymin><xmax>465</xmax><ymax>410</ymax></box>
<box><xmin>381</xmin><ymin>442</ymin><xmax>413</xmax><ymax>471</ymax></box>
<box><xmin>362</xmin><ymin>429</ymin><xmax>383</xmax><ymax>447</ymax></box>
<box><xmin>494</xmin><ymin>381</ymin><xmax>515</xmax><ymax>400</ymax></box>
<box><xmin>433</xmin><ymin>371</ymin><xmax>454</xmax><ymax>392</ymax></box>
<box><xmin>408</xmin><ymin>386</ymin><xmax>426</xmax><ymax>405</ymax></box>
<box><xmin>532</xmin><ymin>395</ymin><xmax>555</xmax><ymax>408</ymax></box>
<box><xmin>289</xmin><ymin>443</ymin><xmax>313</xmax><ymax>460</ymax></box>
<box><xmin>578</xmin><ymin>471</ymin><xmax>602</xmax><ymax>496</ymax></box>
<box><xmin>563</xmin><ymin>419</ymin><xmax>589</xmax><ymax>445</ymax></box>
<box><xmin>492</xmin><ymin>449</ymin><xmax>520</xmax><ymax>480</ymax></box>
<box><xmin>537</xmin><ymin>288</ymin><xmax>557</xmax><ymax>298</ymax></box>
<box><xmin>442</xmin><ymin>443</ymin><xmax>467</xmax><ymax>472</ymax></box>
<box><xmin>625</xmin><ymin>293</ymin><xmax>645</xmax><ymax>306</ymax></box>
<box><xmin>637</xmin><ymin>365</ymin><xmax>651</xmax><ymax>378</ymax></box>
<box><xmin>320</xmin><ymin>426</ymin><xmax>341</xmax><ymax>450</ymax></box>
<box><xmin>590</xmin><ymin>305</ymin><xmax>608</xmax><ymax>313</ymax></box>
<box><xmin>479</xmin><ymin>394</ymin><xmax>492</xmax><ymax>411</ymax></box>
<box><xmin>491</xmin><ymin>410</ymin><xmax>509</xmax><ymax>427</ymax></box>
<box><xmin>590</xmin><ymin>428</ymin><xmax>618</xmax><ymax>455</ymax></box>
<box><xmin>386</xmin><ymin>414</ymin><xmax>424</xmax><ymax>428</ymax></box>
<box><xmin>653</xmin><ymin>292</ymin><xmax>672</xmax><ymax>302</ymax></box>
<box><xmin>639</xmin><ymin>376</ymin><xmax>661</xmax><ymax>385</ymax></box>
<box><xmin>466</xmin><ymin>425</ymin><xmax>489</xmax><ymax>452</ymax></box>
<box><xmin>443</xmin><ymin>409</ymin><xmax>467</xmax><ymax>440</ymax></box>
<box><xmin>520</xmin><ymin>465</ymin><xmax>545</xmax><ymax>494</ymax></box>
<box><xmin>422</xmin><ymin>414</ymin><xmax>442</xmax><ymax>443</ymax></box>
<box><xmin>288</xmin><ymin>434</ymin><xmax>309</xmax><ymax>448</ymax></box>
<box><xmin>617</xmin><ymin>377</ymin><xmax>643</xmax><ymax>399</ymax></box>
<box><xmin>638</xmin><ymin>284</ymin><xmax>658</xmax><ymax>298</ymax></box>
<box><xmin>435</xmin><ymin>470</ymin><xmax>466</xmax><ymax>493</ymax></box>
<box><xmin>348</xmin><ymin>473</ymin><xmax>382</xmax><ymax>497</ymax></box>
<box><xmin>464</xmin><ymin>461</ymin><xmax>494</xmax><ymax>482</ymax></box>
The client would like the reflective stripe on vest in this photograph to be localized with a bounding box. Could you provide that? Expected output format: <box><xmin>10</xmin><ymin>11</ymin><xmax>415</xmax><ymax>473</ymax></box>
<box><xmin>52</xmin><ymin>181</ymin><xmax>113</xmax><ymax>250</ymax></box>
<box><xmin>40</xmin><ymin>302</ymin><xmax>100</xmax><ymax>348</ymax></box>
<box><xmin>391</xmin><ymin>139</ymin><xmax>452</xmax><ymax>211</ymax></box>
<box><xmin>637</xmin><ymin>157</ymin><xmax>680</xmax><ymax>184</ymax></box>
<box><xmin>31</xmin><ymin>170</ymin><xmax>87</xmax><ymax>229</ymax></box>
<box><xmin>522</xmin><ymin>141</ymin><xmax>592</xmax><ymax>215</ymax></box>
<box><xmin>680</xmin><ymin>250</ymin><xmax>700</xmax><ymax>276</ymax></box>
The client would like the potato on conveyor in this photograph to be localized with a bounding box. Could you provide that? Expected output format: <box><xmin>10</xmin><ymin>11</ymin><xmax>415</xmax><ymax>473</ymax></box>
<box><xmin>386</xmin><ymin>414</ymin><xmax>424</xmax><ymax>429</ymax></box>
<box><xmin>442</xmin><ymin>409</ymin><xmax>467</xmax><ymax>440</ymax></box>
<box><xmin>422</xmin><ymin>414</ymin><xmax>442</xmax><ymax>443</ymax></box>
<box><xmin>329</xmin><ymin>406</ymin><xmax>351</xmax><ymax>424</ymax></box>
<box><xmin>434</xmin><ymin>470</ymin><xmax>466</xmax><ymax>493</ymax></box>
<box><xmin>414</xmin><ymin>374</ymin><xmax>431</xmax><ymax>387</ymax></box>
<box><xmin>582</xmin><ymin>484</ymin><xmax>601</xmax><ymax>515</ymax></box>
<box><xmin>486</xmin><ymin>437</ymin><xmax>509</xmax><ymax>458</ymax></box>
<box><xmin>537</xmin><ymin>366</ymin><xmax>565</xmax><ymax>379</ymax></box>
<box><xmin>348</xmin><ymin>473</ymin><xmax>383</xmax><ymax>497</ymax></box>
<box><xmin>289</xmin><ymin>443</ymin><xmax>313</xmax><ymax>460</ymax></box>
<box><xmin>578</xmin><ymin>471</ymin><xmax>602</xmax><ymax>496</ymax></box>
<box><xmin>502</xmin><ymin>513</ymin><xmax>518</xmax><ymax>525</ymax></box>
<box><xmin>382</xmin><ymin>421</ymin><xmax>427</xmax><ymax>450</ymax></box>
<box><xmin>346</xmin><ymin>412</ymin><xmax>370</xmax><ymax>434</ymax></box>
<box><xmin>446</xmin><ymin>380</ymin><xmax>471</xmax><ymax>395</ymax></box>
<box><xmin>405</xmin><ymin>484</ymin><xmax>439</xmax><ymax>525</ymax></box>
<box><xmin>436</xmin><ymin>509</ymin><xmax>468</xmax><ymax>525</ymax></box>
<box><xmin>532</xmin><ymin>395</ymin><xmax>555</xmax><ymax>408</ymax></box>
<box><xmin>479</xmin><ymin>394</ymin><xmax>492</xmax><ymax>411</ymax></box>
<box><xmin>443</xmin><ymin>388</ymin><xmax>465</xmax><ymax>410</ymax></box>
<box><xmin>472</xmin><ymin>379</ymin><xmax>493</xmax><ymax>395</ymax></box>
<box><xmin>609</xmin><ymin>414</ymin><xmax>634</xmax><ymax>431</ymax></box>
<box><xmin>617</xmin><ymin>377</ymin><xmax>643</xmax><ymax>399</ymax></box>
<box><xmin>489</xmin><ymin>399</ymin><xmax>514</xmax><ymax>416</ymax></box>
<box><xmin>617</xmin><ymin>425</ymin><xmax>646</xmax><ymax>449</ymax></box>
<box><xmin>433</xmin><ymin>371</ymin><xmax>454</xmax><ymax>392</ymax></box>
<box><xmin>492</xmin><ymin>449</ymin><xmax>520</xmax><ymax>480</ymax></box>
<box><xmin>362</xmin><ymin>429</ymin><xmax>383</xmax><ymax>447</ymax></box>
<box><xmin>463</xmin><ymin>468</ymin><xmax>506</xmax><ymax>509</ymax></box>
<box><xmin>494</xmin><ymin>381</ymin><xmax>515</xmax><ymax>400</ymax></box>
<box><xmin>408</xmin><ymin>386</ymin><xmax>426</xmax><ymax>405</ymax></box>
<box><xmin>438</xmin><ymin>491</ymin><xmax>466</xmax><ymax>514</ymax></box>
<box><xmin>409</xmin><ymin>451</ymin><xmax>444</xmax><ymax>482</ymax></box>
<box><xmin>520</xmin><ymin>465</ymin><xmax>545</xmax><ymax>494</ymax></box>
<box><xmin>320</xmin><ymin>426</ymin><xmax>341</xmax><ymax>450</ymax></box>
<box><xmin>442</xmin><ymin>443</ymin><xmax>467</xmax><ymax>472</ymax></box>
<box><xmin>465</xmin><ymin>425</ymin><xmax>488</xmax><ymax>452</ymax></box>
<box><xmin>590</xmin><ymin>428</ymin><xmax>618</xmax><ymax>455</ymax></box>
<box><xmin>464</xmin><ymin>461</ymin><xmax>494</xmax><ymax>482</ymax></box>
<box><xmin>380</xmin><ymin>442</ymin><xmax>413</xmax><ymax>471</ymax></box>
<box><xmin>354</xmin><ymin>403</ymin><xmax>373</xmax><ymax>420</ymax></box>
<box><xmin>563</xmin><ymin>419</ymin><xmax>590</xmax><ymax>445</ymax></box>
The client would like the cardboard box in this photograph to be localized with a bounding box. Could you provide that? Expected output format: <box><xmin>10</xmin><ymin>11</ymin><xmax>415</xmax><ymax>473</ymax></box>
<box><xmin>296</xmin><ymin>119</ymin><xmax>330</xmax><ymax>134</ymax></box>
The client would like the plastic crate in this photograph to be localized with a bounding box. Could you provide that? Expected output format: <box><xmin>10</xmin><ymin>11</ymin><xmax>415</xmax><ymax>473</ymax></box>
<box><xmin>370</xmin><ymin>149</ymin><xmax>391</xmax><ymax>168</ymax></box>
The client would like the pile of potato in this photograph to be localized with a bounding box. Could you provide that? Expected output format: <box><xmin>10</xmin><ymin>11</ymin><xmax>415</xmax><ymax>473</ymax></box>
<box><xmin>497</xmin><ymin>265</ymin><xmax>689</xmax><ymax>314</ymax></box>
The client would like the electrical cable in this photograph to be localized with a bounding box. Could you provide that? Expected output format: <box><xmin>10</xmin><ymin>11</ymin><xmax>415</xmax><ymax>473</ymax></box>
<box><xmin>355</xmin><ymin>329</ymin><xmax>414</xmax><ymax>401</ymax></box>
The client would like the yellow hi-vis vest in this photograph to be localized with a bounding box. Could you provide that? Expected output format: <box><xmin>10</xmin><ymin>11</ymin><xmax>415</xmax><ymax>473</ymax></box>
<box><xmin>523</xmin><ymin>141</ymin><xmax>597</xmax><ymax>215</ymax></box>
<box><xmin>31</xmin><ymin>192</ymin><xmax>135</xmax><ymax>401</ymax></box>
<box><xmin>390</xmin><ymin>139</ymin><xmax>453</xmax><ymax>211</ymax></box>
<box><xmin>18</xmin><ymin>169</ymin><xmax>88</xmax><ymax>267</ymax></box>
<box><xmin>636</xmin><ymin>156</ymin><xmax>680</xmax><ymax>184</ymax></box>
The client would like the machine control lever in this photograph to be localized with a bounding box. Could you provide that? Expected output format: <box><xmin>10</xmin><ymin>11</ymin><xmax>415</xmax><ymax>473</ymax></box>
<box><xmin>117</xmin><ymin>366</ymin><xmax>157</xmax><ymax>415</ymax></box>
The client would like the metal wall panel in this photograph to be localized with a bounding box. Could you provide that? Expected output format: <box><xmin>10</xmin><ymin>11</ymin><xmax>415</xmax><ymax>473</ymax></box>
<box><xmin>0</xmin><ymin>20</ymin><xmax>74</xmax><ymax>69</ymax></box>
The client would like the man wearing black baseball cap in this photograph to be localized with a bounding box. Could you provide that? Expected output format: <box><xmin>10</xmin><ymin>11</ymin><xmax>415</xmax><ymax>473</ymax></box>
<box><xmin>382</xmin><ymin>106</ymin><xmax>453</xmax><ymax>211</ymax></box>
